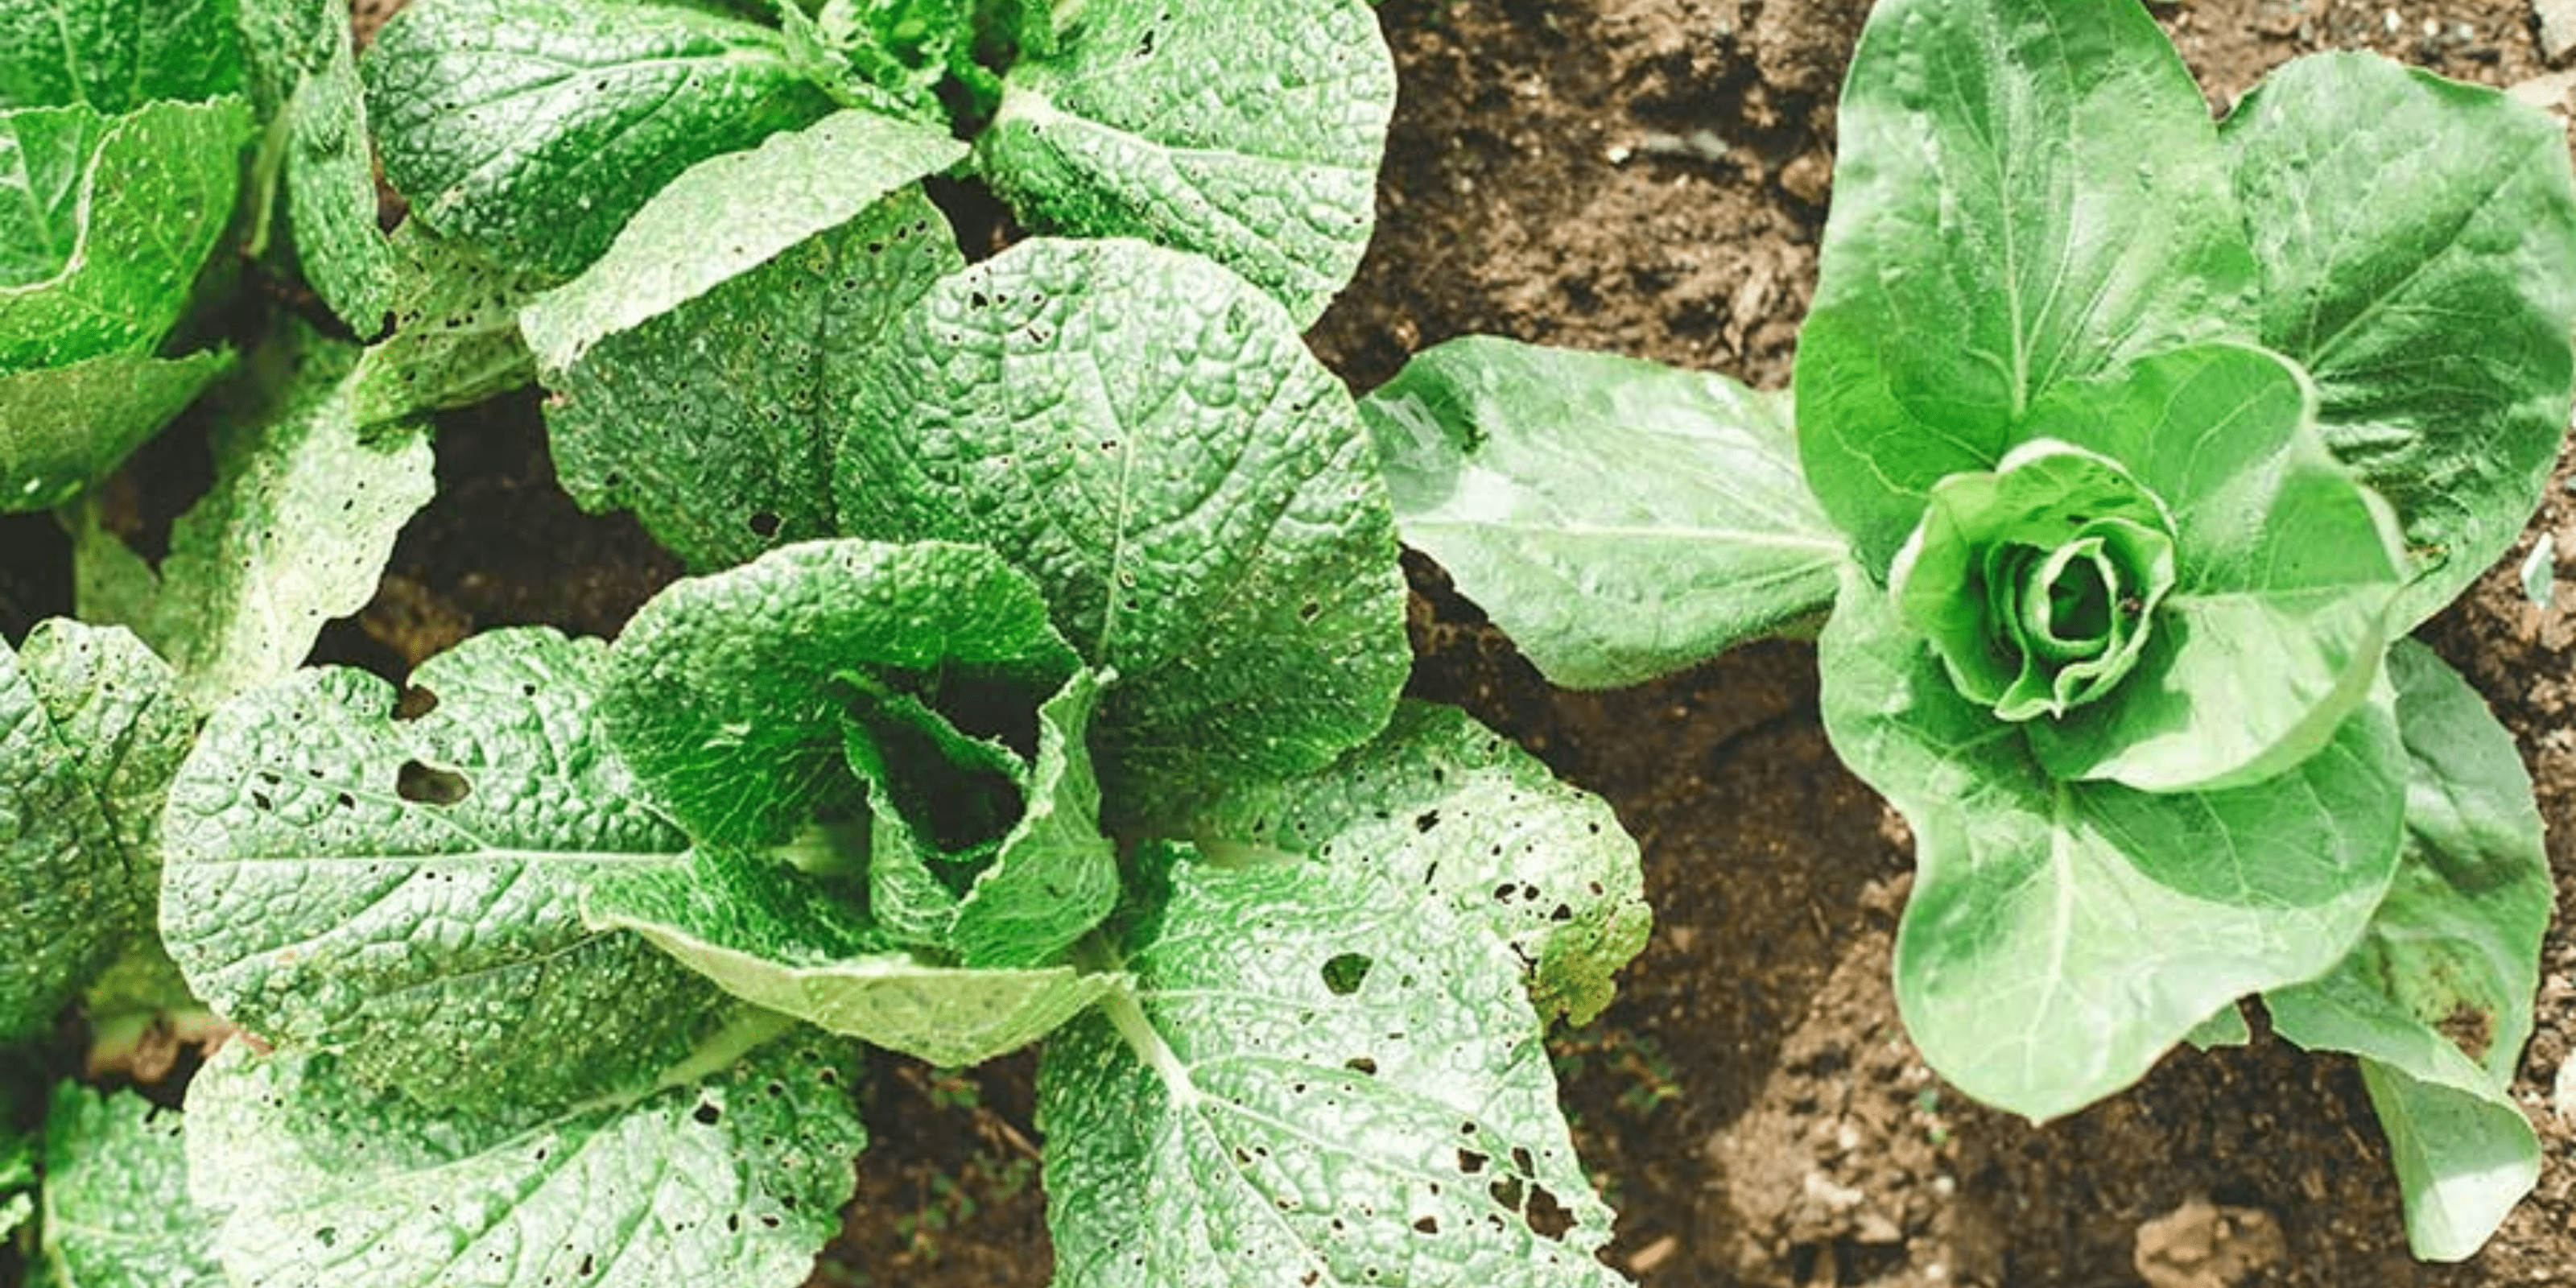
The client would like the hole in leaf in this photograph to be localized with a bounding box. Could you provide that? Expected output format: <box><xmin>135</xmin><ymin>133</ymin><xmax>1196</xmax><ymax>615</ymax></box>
<box><xmin>748</xmin><ymin>511</ymin><xmax>782</xmax><ymax>539</ymax></box>
<box><xmin>1320</xmin><ymin>952</ymin><xmax>1372</xmax><ymax>996</ymax></box>
<box><xmin>1344</xmin><ymin>1057</ymin><xmax>1377</xmax><ymax>1076</ymax></box>
<box><xmin>1414</xmin><ymin>810</ymin><xmax>1439</xmax><ymax>833</ymax></box>
<box><xmin>393</xmin><ymin>685</ymin><xmax>439</xmax><ymax>720</ymax></box>
<box><xmin>693</xmin><ymin>1101</ymin><xmax>721</xmax><ymax>1125</ymax></box>
<box><xmin>395</xmin><ymin>761</ymin><xmax>471</xmax><ymax>806</ymax></box>
<box><xmin>1525</xmin><ymin>1186</ymin><xmax>1574</xmax><ymax>1241</ymax></box>
<box><xmin>1489</xmin><ymin>1175</ymin><xmax>1525</xmax><ymax>1209</ymax></box>
<box><xmin>1457</xmin><ymin>1148</ymin><xmax>1488</xmax><ymax>1174</ymax></box>
<box><xmin>1414</xmin><ymin>1216</ymin><xmax>1439</xmax><ymax>1235</ymax></box>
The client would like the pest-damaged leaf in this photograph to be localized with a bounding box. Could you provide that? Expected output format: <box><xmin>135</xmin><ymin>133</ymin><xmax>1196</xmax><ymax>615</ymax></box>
<box><xmin>1792</xmin><ymin>0</ymin><xmax>2259</xmax><ymax>570</ymax></box>
<box><xmin>0</xmin><ymin>348</ymin><xmax>231</xmax><ymax>512</ymax></box>
<box><xmin>2223</xmin><ymin>53</ymin><xmax>2576</xmax><ymax>630</ymax></box>
<box><xmin>185</xmin><ymin>1022</ymin><xmax>864</xmax><ymax>1288</ymax></box>
<box><xmin>0</xmin><ymin>97</ymin><xmax>250</xmax><ymax>372</ymax></box>
<box><xmin>524</xmin><ymin>111</ymin><xmax>967</xmax><ymax>568</ymax></box>
<box><xmin>1360</xmin><ymin>337</ymin><xmax>1842</xmax><ymax>689</ymax></box>
<box><xmin>1182</xmin><ymin>702</ymin><xmax>1650</xmax><ymax>1027</ymax></box>
<box><xmin>838</xmin><ymin>237</ymin><xmax>1410</xmax><ymax>820</ymax></box>
<box><xmin>1041</xmin><ymin>847</ymin><xmax>1629</xmax><ymax>1288</ymax></box>
<box><xmin>37</xmin><ymin>1084</ymin><xmax>224</xmax><ymax>1287</ymax></box>
<box><xmin>76</xmin><ymin>327</ymin><xmax>433</xmax><ymax>711</ymax></box>
<box><xmin>0</xmin><ymin>620</ymin><xmax>187</xmax><ymax>1039</ymax></box>
<box><xmin>976</xmin><ymin>0</ymin><xmax>1394</xmax><ymax>325</ymax></box>
<box><xmin>159</xmin><ymin>628</ymin><xmax>729</xmax><ymax>1111</ymax></box>
<box><xmin>2267</xmin><ymin>643</ymin><xmax>2552</xmax><ymax>1261</ymax></box>
<box><xmin>345</xmin><ymin>222</ymin><xmax>552</xmax><ymax>429</ymax></box>
<box><xmin>1818</xmin><ymin>563</ymin><xmax>2406</xmax><ymax>1121</ymax></box>
<box><xmin>582</xmin><ymin>846</ymin><xmax>1124</xmax><ymax>1067</ymax></box>
<box><xmin>0</xmin><ymin>0</ymin><xmax>242</xmax><ymax>112</ymax></box>
<box><xmin>363</xmin><ymin>0</ymin><xmax>836</xmax><ymax>275</ymax></box>
<box><xmin>240</xmin><ymin>0</ymin><xmax>398</xmax><ymax>332</ymax></box>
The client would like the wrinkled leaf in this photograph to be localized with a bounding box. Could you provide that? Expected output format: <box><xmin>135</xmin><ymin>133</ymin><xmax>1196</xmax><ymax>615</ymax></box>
<box><xmin>584</xmin><ymin>846</ymin><xmax>1124</xmax><ymax>1067</ymax></box>
<box><xmin>0</xmin><ymin>347</ymin><xmax>229</xmax><ymax>512</ymax></box>
<box><xmin>2268</xmin><ymin>642</ymin><xmax>2551</xmax><ymax>1261</ymax></box>
<box><xmin>0</xmin><ymin>97</ymin><xmax>250</xmax><ymax>372</ymax></box>
<box><xmin>245</xmin><ymin>0</ymin><xmax>397</xmax><ymax>332</ymax></box>
<box><xmin>345</xmin><ymin>223</ymin><xmax>552</xmax><ymax>428</ymax></box>
<box><xmin>0</xmin><ymin>0</ymin><xmax>242</xmax><ymax>112</ymax></box>
<box><xmin>1793</xmin><ymin>0</ymin><xmax>2256</xmax><ymax>568</ymax></box>
<box><xmin>2225</xmin><ymin>54</ymin><xmax>2576</xmax><ymax>630</ymax></box>
<box><xmin>1819</xmin><ymin>564</ymin><xmax>2405</xmax><ymax>1121</ymax></box>
<box><xmin>38</xmin><ymin>1084</ymin><xmax>223</xmax><ymax>1287</ymax></box>
<box><xmin>364</xmin><ymin>0</ymin><xmax>834</xmax><ymax>275</ymax></box>
<box><xmin>159</xmin><ymin>629</ymin><xmax>728</xmax><ymax>1110</ymax></box>
<box><xmin>976</xmin><ymin>0</ymin><xmax>1394</xmax><ymax>325</ymax></box>
<box><xmin>1359</xmin><ymin>336</ymin><xmax>1842</xmax><ymax>689</ymax></box>
<box><xmin>1183</xmin><ymin>701</ymin><xmax>1649</xmax><ymax>1027</ymax></box>
<box><xmin>1042</xmin><ymin>848</ymin><xmax>1626</xmax><ymax>1287</ymax></box>
<box><xmin>838</xmin><ymin>237</ymin><xmax>1409</xmax><ymax>819</ymax></box>
<box><xmin>186</xmin><ymin>1024</ymin><xmax>863</xmax><ymax>1288</ymax></box>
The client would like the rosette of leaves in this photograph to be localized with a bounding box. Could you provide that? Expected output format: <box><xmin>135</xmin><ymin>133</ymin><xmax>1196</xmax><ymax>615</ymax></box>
<box><xmin>158</xmin><ymin>239</ymin><xmax>1653</xmax><ymax>1286</ymax></box>
<box><xmin>0</xmin><ymin>0</ymin><xmax>254</xmax><ymax>511</ymax></box>
<box><xmin>1354</xmin><ymin>0</ymin><xmax>2576</xmax><ymax>1261</ymax></box>
<box><xmin>349</xmin><ymin>0</ymin><xmax>1393</xmax><ymax>570</ymax></box>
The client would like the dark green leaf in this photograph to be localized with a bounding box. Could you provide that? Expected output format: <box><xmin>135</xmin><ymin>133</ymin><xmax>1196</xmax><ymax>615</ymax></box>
<box><xmin>0</xmin><ymin>0</ymin><xmax>242</xmax><ymax>112</ymax></box>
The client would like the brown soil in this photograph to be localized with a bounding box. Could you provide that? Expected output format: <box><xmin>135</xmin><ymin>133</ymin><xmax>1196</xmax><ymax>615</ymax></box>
<box><xmin>10</xmin><ymin>1</ymin><xmax>2576</xmax><ymax>1286</ymax></box>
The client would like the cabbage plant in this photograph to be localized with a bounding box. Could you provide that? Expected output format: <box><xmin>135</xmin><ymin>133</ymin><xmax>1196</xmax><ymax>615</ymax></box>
<box><xmin>1356</xmin><ymin>0</ymin><xmax>2576</xmax><ymax>1261</ymax></box>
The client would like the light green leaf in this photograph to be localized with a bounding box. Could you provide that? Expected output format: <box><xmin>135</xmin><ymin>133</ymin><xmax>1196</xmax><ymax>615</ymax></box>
<box><xmin>251</xmin><ymin>0</ymin><xmax>397</xmax><ymax>332</ymax></box>
<box><xmin>2008</xmin><ymin>344</ymin><xmax>2405</xmax><ymax>791</ymax></box>
<box><xmin>38</xmin><ymin>1084</ymin><xmax>223</xmax><ymax>1287</ymax></box>
<box><xmin>345</xmin><ymin>223</ymin><xmax>552</xmax><ymax>429</ymax></box>
<box><xmin>159</xmin><ymin>628</ymin><xmax>729</xmax><ymax>1111</ymax></box>
<box><xmin>2183</xmin><ymin>1003</ymin><xmax>2251</xmax><ymax>1051</ymax></box>
<box><xmin>1042</xmin><ymin>848</ymin><xmax>1627</xmax><ymax>1288</ymax></box>
<box><xmin>1792</xmin><ymin>0</ymin><xmax>2257</xmax><ymax>569</ymax></box>
<box><xmin>1358</xmin><ymin>336</ymin><xmax>1842</xmax><ymax>689</ymax></box>
<box><xmin>601</xmin><ymin>539</ymin><xmax>1077</xmax><ymax>846</ymax></box>
<box><xmin>0</xmin><ymin>0</ymin><xmax>242</xmax><ymax>111</ymax></box>
<box><xmin>1183</xmin><ymin>701</ymin><xmax>1649</xmax><ymax>1027</ymax></box>
<box><xmin>521</xmin><ymin>109</ymin><xmax>964</xmax><ymax>371</ymax></box>
<box><xmin>976</xmin><ymin>0</ymin><xmax>1394</xmax><ymax>326</ymax></box>
<box><xmin>837</xmin><ymin>237</ymin><xmax>1410</xmax><ymax>819</ymax></box>
<box><xmin>948</xmin><ymin>667</ymin><xmax>1121</xmax><ymax>968</ymax></box>
<box><xmin>0</xmin><ymin>1128</ymin><xmax>29</xmax><ymax>1241</ymax></box>
<box><xmin>89</xmin><ymin>328</ymin><xmax>432</xmax><ymax>711</ymax></box>
<box><xmin>0</xmin><ymin>347</ymin><xmax>229</xmax><ymax>513</ymax></box>
<box><xmin>584</xmin><ymin>846</ymin><xmax>1123</xmax><ymax>1066</ymax></box>
<box><xmin>0</xmin><ymin>97</ymin><xmax>250</xmax><ymax>372</ymax></box>
<box><xmin>1819</xmin><ymin>563</ymin><xmax>2406</xmax><ymax>1121</ymax></box>
<box><xmin>2225</xmin><ymin>54</ymin><xmax>2576</xmax><ymax>630</ymax></box>
<box><xmin>364</xmin><ymin>0</ymin><xmax>835</xmax><ymax>275</ymax></box>
<box><xmin>0</xmin><ymin>620</ymin><xmax>183</xmax><ymax>1039</ymax></box>
<box><xmin>186</xmin><ymin>1023</ymin><xmax>864</xmax><ymax>1288</ymax></box>
<box><xmin>541</xmin><ymin>190</ymin><xmax>957</xmax><ymax>569</ymax></box>
<box><xmin>2268</xmin><ymin>642</ymin><xmax>2551</xmax><ymax>1261</ymax></box>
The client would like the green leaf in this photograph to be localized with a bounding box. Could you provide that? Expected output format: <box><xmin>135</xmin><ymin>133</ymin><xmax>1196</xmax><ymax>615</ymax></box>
<box><xmin>159</xmin><ymin>628</ymin><xmax>730</xmax><ymax>1111</ymax></box>
<box><xmin>0</xmin><ymin>0</ymin><xmax>242</xmax><ymax>112</ymax></box>
<box><xmin>0</xmin><ymin>620</ymin><xmax>184</xmax><ymax>1038</ymax></box>
<box><xmin>1792</xmin><ymin>0</ymin><xmax>2257</xmax><ymax>569</ymax></box>
<box><xmin>1183</xmin><ymin>701</ymin><xmax>1649</xmax><ymax>1027</ymax></box>
<box><xmin>947</xmin><ymin>667</ymin><xmax>1121</xmax><ymax>968</ymax></box>
<box><xmin>2010</xmin><ymin>345</ymin><xmax>2404</xmax><ymax>791</ymax></box>
<box><xmin>2223</xmin><ymin>53</ymin><xmax>2576</xmax><ymax>630</ymax></box>
<box><xmin>1358</xmin><ymin>336</ymin><xmax>1842</xmax><ymax>689</ymax></box>
<box><xmin>186</xmin><ymin>1022</ymin><xmax>864</xmax><ymax>1288</ymax></box>
<box><xmin>583</xmin><ymin>846</ymin><xmax>1124</xmax><ymax>1066</ymax></box>
<box><xmin>38</xmin><ymin>1084</ymin><xmax>223</xmax><ymax>1287</ymax></box>
<box><xmin>364</xmin><ymin>0</ymin><xmax>836</xmax><ymax>275</ymax></box>
<box><xmin>0</xmin><ymin>347</ymin><xmax>230</xmax><ymax>512</ymax></box>
<box><xmin>601</xmin><ymin>539</ymin><xmax>1078</xmax><ymax>847</ymax></box>
<box><xmin>521</xmin><ymin>109</ymin><xmax>964</xmax><ymax>371</ymax></box>
<box><xmin>1818</xmin><ymin>563</ymin><xmax>2406</xmax><ymax>1121</ymax></box>
<box><xmin>976</xmin><ymin>0</ymin><xmax>1394</xmax><ymax>326</ymax></box>
<box><xmin>0</xmin><ymin>1128</ymin><xmax>29</xmax><ymax>1242</ymax></box>
<box><xmin>248</xmin><ymin>0</ymin><xmax>397</xmax><ymax>332</ymax></box>
<box><xmin>526</xmin><ymin>122</ymin><xmax>964</xmax><ymax>568</ymax></box>
<box><xmin>837</xmin><ymin>237</ymin><xmax>1410</xmax><ymax>818</ymax></box>
<box><xmin>2267</xmin><ymin>642</ymin><xmax>2551</xmax><ymax>1261</ymax></box>
<box><xmin>85</xmin><ymin>328</ymin><xmax>433</xmax><ymax>711</ymax></box>
<box><xmin>1041</xmin><ymin>848</ymin><xmax>1627</xmax><ymax>1288</ymax></box>
<box><xmin>0</xmin><ymin>97</ymin><xmax>250</xmax><ymax>372</ymax></box>
<box><xmin>544</xmin><ymin>190</ymin><xmax>959</xmax><ymax>568</ymax></box>
<box><xmin>345</xmin><ymin>223</ymin><xmax>551</xmax><ymax>430</ymax></box>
